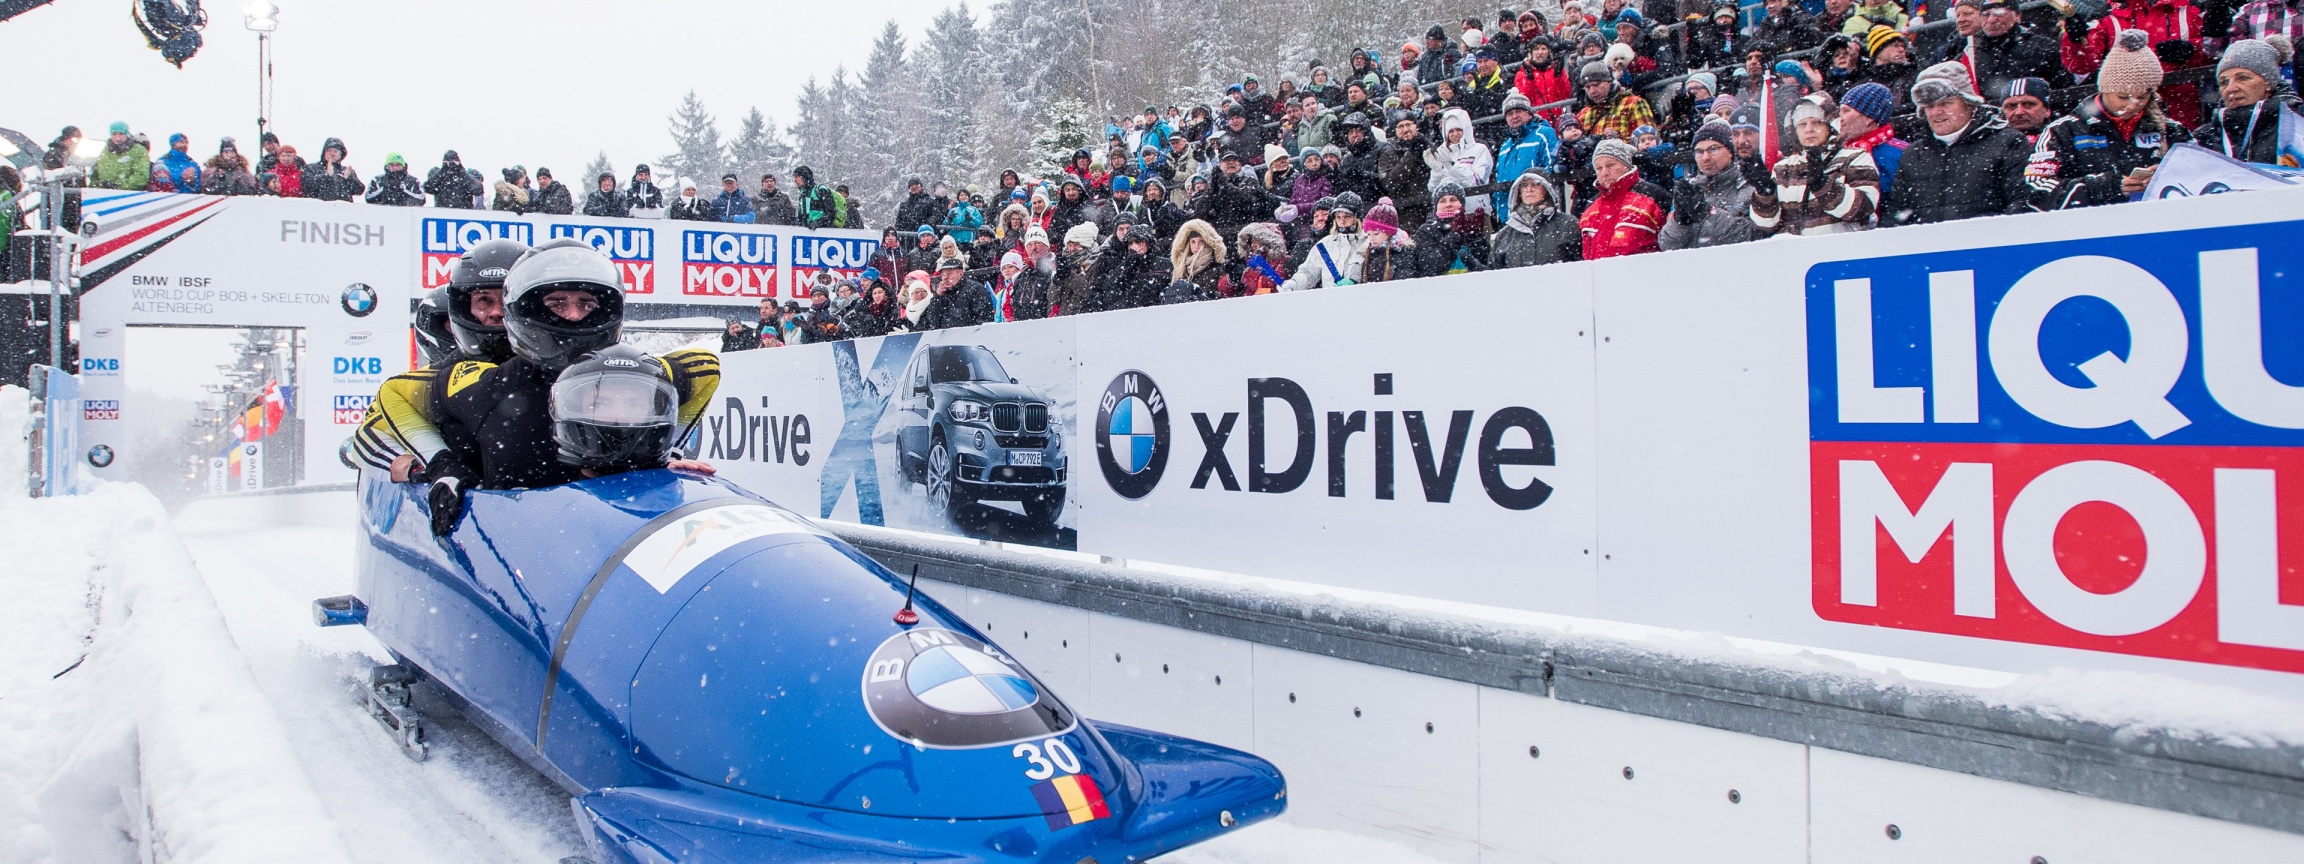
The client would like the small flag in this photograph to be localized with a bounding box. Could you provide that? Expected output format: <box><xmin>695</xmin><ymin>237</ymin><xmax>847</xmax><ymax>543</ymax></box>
<box><xmin>1029</xmin><ymin>773</ymin><xmax>1111</xmax><ymax>830</ymax></box>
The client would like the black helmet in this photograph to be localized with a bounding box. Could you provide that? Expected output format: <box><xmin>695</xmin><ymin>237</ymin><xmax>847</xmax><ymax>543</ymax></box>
<box><xmin>1331</xmin><ymin>191</ymin><xmax>1365</xmax><ymax>217</ymax></box>
<box><xmin>502</xmin><ymin>237</ymin><xmax>624</xmax><ymax>371</ymax></box>
<box><xmin>551</xmin><ymin>344</ymin><xmax>677</xmax><ymax>473</ymax></box>
<box><xmin>412</xmin><ymin>288</ymin><xmax>456</xmax><ymax>368</ymax></box>
<box><xmin>446</xmin><ymin>237</ymin><xmax>528</xmax><ymax>362</ymax></box>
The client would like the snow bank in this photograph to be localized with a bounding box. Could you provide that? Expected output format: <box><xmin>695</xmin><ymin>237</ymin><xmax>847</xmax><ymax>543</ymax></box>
<box><xmin>0</xmin><ymin>481</ymin><xmax>356</xmax><ymax>864</ymax></box>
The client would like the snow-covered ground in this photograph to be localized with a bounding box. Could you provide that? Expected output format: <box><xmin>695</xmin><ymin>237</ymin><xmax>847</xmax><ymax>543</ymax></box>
<box><xmin>0</xmin><ymin>393</ymin><xmax>1418</xmax><ymax>862</ymax></box>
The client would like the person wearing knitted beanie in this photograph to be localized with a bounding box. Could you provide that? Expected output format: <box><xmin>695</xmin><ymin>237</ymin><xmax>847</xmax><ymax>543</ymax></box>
<box><xmin>2027</xmin><ymin>29</ymin><xmax>2190</xmax><ymax>210</ymax></box>
<box><xmin>2196</xmin><ymin>39</ymin><xmax>2291</xmax><ymax>164</ymax></box>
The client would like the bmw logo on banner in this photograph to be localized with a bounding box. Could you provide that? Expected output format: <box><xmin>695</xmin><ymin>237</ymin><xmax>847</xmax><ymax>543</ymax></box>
<box><xmin>861</xmin><ymin>628</ymin><xmax>1073</xmax><ymax>749</ymax></box>
<box><xmin>340</xmin><ymin>283</ymin><xmax>378</xmax><ymax>317</ymax></box>
<box><xmin>1095</xmin><ymin>370</ymin><xmax>1169</xmax><ymax>499</ymax></box>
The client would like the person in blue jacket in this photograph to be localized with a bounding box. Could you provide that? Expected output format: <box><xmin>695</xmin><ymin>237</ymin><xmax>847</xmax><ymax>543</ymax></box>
<box><xmin>711</xmin><ymin>174</ymin><xmax>756</xmax><ymax>223</ymax></box>
<box><xmin>1489</xmin><ymin>91</ymin><xmax>1559</xmax><ymax>214</ymax></box>
<box><xmin>945</xmin><ymin>188</ymin><xmax>986</xmax><ymax>244</ymax></box>
<box><xmin>159</xmin><ymin>133</ymin><xmax>202</xmax><ymax>193</ymax></box>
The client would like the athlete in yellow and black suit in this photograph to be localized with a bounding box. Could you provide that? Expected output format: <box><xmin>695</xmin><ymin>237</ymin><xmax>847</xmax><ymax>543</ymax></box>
<box><xmin>412</xmin><ymin>349</ymin><xmax>719</xmax><ymax>490</ymax></box>
<box><xmin>367</xmin><ymin>237</ymin><xmax>726</xmax><ymax>535</ymax></box>
<box><xmin>347</xmin><ymin>237</ymin><xmax>528</xmax><ymax>477</ymax></box>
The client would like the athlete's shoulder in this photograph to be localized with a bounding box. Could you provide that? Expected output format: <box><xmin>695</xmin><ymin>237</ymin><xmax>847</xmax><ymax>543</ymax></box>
<box><xmin>443</xmin><ymin>359</ymin><xmax>501</xmax><ymax>397</ymax></box>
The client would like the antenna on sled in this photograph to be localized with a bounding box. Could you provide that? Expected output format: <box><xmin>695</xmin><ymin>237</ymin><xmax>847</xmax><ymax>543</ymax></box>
<box><xmin>893</xmin><ymin>564</ymin><xmax>921</xmax><ymax>626</ymax></box>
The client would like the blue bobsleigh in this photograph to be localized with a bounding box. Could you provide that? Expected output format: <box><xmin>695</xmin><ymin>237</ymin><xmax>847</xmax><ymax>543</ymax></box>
<box><xmin>339</xmin><ymin>469</ymin><xmax>1285</xmax><ymax>862</ymax></box>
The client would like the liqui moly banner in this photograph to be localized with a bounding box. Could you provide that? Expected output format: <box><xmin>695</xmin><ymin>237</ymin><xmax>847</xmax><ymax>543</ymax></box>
<box><xmin>1808</xmin><ymin>223</ymin><xmax>2304</xmax><ymax>673</ymax></box>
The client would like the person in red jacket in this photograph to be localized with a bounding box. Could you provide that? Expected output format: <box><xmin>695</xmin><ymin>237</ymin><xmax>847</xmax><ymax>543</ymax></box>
<box><xmin>2062</xmin><ymin>0</ymin><xmax>2210</xmax><ymax>126</ymax></box>
<box><xmin>1579</xmin><ymin>138</ymin><xmax>1665</xmax><ymax>259</ymax></box>
<box><xmin>1514</xmin><ymin>36</ymin><xmax>1577</xmax><ymax>121</ymax></box>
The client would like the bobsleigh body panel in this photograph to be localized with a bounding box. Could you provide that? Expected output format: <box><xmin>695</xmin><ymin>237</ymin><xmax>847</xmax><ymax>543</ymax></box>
<box><xmin>353</xmin><ymin>469</ymin><xmax>1284</xmax><ymax>860</ymax></box>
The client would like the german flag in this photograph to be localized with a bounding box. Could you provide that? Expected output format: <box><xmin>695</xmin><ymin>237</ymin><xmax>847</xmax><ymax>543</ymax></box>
<box><xmin>1029</xmin><ymin>773</ymin><xmax>1110</xmax><ymax>830</ymax></box>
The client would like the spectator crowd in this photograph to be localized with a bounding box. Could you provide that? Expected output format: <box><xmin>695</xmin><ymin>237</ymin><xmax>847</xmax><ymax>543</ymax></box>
<box><xmin>11</xmin><ymin>0</ymin><xmax>2300</xmax><ymax>347</ymax></box>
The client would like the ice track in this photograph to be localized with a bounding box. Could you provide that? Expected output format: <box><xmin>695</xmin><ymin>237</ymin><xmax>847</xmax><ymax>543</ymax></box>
<box><xmin>5</xmin><ymin>482</ymin><xmax>1424</xmax><ymax>863</ymax></box>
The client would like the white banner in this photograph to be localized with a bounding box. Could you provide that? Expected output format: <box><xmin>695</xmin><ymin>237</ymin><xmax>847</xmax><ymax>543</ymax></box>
<box><xmin>710</xmin><ymin>186</ymin><xmax>2304</xmax><ymax>703</ymax></box>
<box><xmin>2143</xmin><ymin>142</ymin><xmax>2297</xmax><ymax>199</ymax></box>
<box><xmin>69</xmin><ymin>190</ymin><xmax>872</xmax><ymax>484</ymax></box>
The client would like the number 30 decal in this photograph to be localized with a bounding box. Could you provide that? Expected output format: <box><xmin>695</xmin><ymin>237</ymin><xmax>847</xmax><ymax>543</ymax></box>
<box><xmin>1012</xmin><ymin>737</ymin><xmax>1083</xmax><ymax>780</ymax></box>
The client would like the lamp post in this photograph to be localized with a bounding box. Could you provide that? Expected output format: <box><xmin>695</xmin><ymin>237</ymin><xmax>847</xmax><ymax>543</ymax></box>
<box><xmin>244</xmin><ymin>1</ymin><xmax>279</xmax><ymax>141</ymax></box>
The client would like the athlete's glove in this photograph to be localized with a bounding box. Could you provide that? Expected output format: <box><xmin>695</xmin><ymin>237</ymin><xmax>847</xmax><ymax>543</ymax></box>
<box><xmin>427</xmin><ymin>476</ymin><xmax>464</xmax><ymax>537</ymax></box>
<box><xmin>422</xmin><ymin>455</ymin><xmax>476</xmax><ymax>537</ymax></box>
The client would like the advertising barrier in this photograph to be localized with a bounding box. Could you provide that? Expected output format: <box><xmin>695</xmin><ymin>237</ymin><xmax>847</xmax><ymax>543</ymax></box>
<box><xmin>68</xmin><ymin>190</ymin><xmax>871</xmax><ymax>485</ymax></box>
<box><xmin>710</xmin><ymin>186</ymin><xmax>2304</xmax><ymax>703</ymax></box>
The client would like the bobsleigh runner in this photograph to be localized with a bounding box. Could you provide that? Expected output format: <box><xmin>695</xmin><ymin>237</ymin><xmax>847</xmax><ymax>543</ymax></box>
<box><xmin>316</xmin><ymin>467</ymin><xmax>1283</xmax><ymax>862</ymax></box>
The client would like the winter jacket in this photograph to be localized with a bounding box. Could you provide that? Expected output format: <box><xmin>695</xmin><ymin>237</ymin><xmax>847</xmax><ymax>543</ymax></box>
<box><xmin>158</xmin><ymin>147</ymin><xmax>202</xmax><ymax>194</ymax></box>
<box><xmin>1881</xmin><ymin>108</ymin><xmax>2034</xmax><ymax>226</ymax></box>
<box><xmin>365</xmin><ymin>168</ymin><xmax>425</xmax><ymax>206</ymax></box>
<box><xmin>1424</xmin><ymin>109</ymin><xmax>1495</xmax><ymax>214</ymax></box>
<box><xmin>1578</xmin><ymin>90</ymin><xmax>1659</xmax><ymax>142</ymax></box>
<box><xmin>794</xmin><ymin>170</ymin><xmax>836</xmax><ymax>228</ymax></box>
<box><xmin>1490</xmin><ymin>175</ymin><xmax>1582</xmax><ymax>269</ymax></box>
<box><xmin>266</xmin><ymin>154</ymin><xmax>306</xmax><ymax>197</ymax></box>
<box><xmin>793</xmin><ymin>304</ymin><xmax>851</xmax><ymax>344</ymax></box>
<box><xmin>1194</xmin><ymin>169</ymin><xmax>1275</xmax><ymax>242</ymax></box>
<box><xmin>302</xmin><ymin>152</ymin><xmax>361</xmax><ymax>202</ymax></box>
<box><xmin>423</xmin><ymin>163</ymin><xmax>482</xmax><ymax>209</ymax></box>
<box><xmin>669</xmin><ymin>187</ymin><xmax>714</xmax><ymax>222</ymax></box>
<box><xmin>1169</xmin><ymin>220</ymin><xmax>1229</xmax><ymax>300</ymax></box>
<box><xmin>1843</xmin><ymin>123</ymin><xmax>1909</xmax><ymax>200</ymax></box>
<box><xmin>1298</xmin><ymin>112</ymin><xmax>1337</xmax><ymax>152</ymax></box>
<box><xmin>1490</xmin><ymin>122</ymin><xmax>1559</xmax><ymax>214</ymax></box>
<box><xmin>847</xmin><ymin>301</ymin><xmax>903</xmax><ymax>337</ymax></box>
<box><xmin>1138</xmin><ymin>193</ymin><xmax>1189</xmax><ymax>242</ymax></box>
<box><xmin>895</xmin><ymin>192</ymin><xmax>942</xmax><ymax>235</ymax></box>
<box><xmin>201</xmin><ymin>154</ymin><xmax>261</xmax><ymax>196</ymax></box>
<box><xmin>1006</xmin><ymin>269</ymin><xmax>1054</xmax><ymax>320</ymax></box>
<box><xmin>705</xmin><ymin>188</ymin><xmax>750</xmax><ymax>223</ymax></box>
<box><xmin>1281</xmin><ymin>230</ymin><xmax>1372</xmax><ymax>290</ymax></box>
<box><xmin>1287</xmin><ymin>166</ymin><xmax>1335</xmax><ymax>212</ymax></box>
<box><xmin>1048</xmin><ymin>250</ymin><xmax>1097</xmax><ymax>316</ymax></box>
<box><xmin>1334</xmin><ymin>136</ymin><xmax>1388</xmax><ymax>203</ymax></box>
<box><xmin>754</xmin><ymin>189</ymin><xmax>797</xmax><ymax>225</ymax></box>
<box><xmin>1658</xmin><ymin>168</ymin><xmax>1759</xmax><ymax>250</ymax></box>
<box><xmin>1358</xmin><ymin>238</ymin><xmax>1418</xmax><ymax>284</ymax></box>
<box><xmin>1048</xmin><ymin>191</ymin><xmax>1094</xmax><ymax>246</ymax></box>
<box><xmin>946</xmin><ymin>201</ymin><xmax>986</xmax><ymax>244</ymax></box>
<box><xmin>2026</xmin><ymin>96</ymin><xmax>2189</xmax><ymax>210</ymax></box>
<box><xmin>1416</xmin><ymin>46</ymin><xmax>1462</xmax><ymax>88</ymax></box>
<box><xmin>627</xmin><ymin>179</ymin><xmax>665</xmax><ymax>210</ymax></box>
<box><xmin>1376</xmin><ymin>141</ymin><xmax>1435</xmax><ymax>228</ymax></box>
<box><xmin>1580</xmin><ymin>171</ymin><xmax>1666</xmax><ymax>259</ymax></box>
<box><xmin>1752</xmin><ymin>141</ymin><xmax>1881</xmax><ymax>235</ymax></box>
<box><xmin>1513</xmin><ymin>63</ymin><xmax>1576</xmax><ymax>120</ymax></box>
<box><xmin>2194</xmin><ymin>99</ymin><xmax>2301</xmax><ymax>165</ymax></box>
<box><xmin>1411</xmin><ymin>213</ymin><xmax>1492</xmax><ymax>277</ymax></box>
<box><xmin>492</xmin><ymin>180</ymin><xmax>531</xmax><ymax>213</ymax></box>
<box><xmin>1088</xmin><ymin>244</ymin><xmax>1170</xmax><ymax>312</ymax></box>
<box><xmin>2062</xmin><ymin>0</ymin><xmax>2209</xmax><ymax>127</ymax></box>
<box><xmin>531</xmin><ymin>181</ymin><xmax>574</xmax><ymax>215</ymax></box>
<box><xmin>919</xmin><ymin>280</ymin><xmax>997</xmax><ymax>329</ymax></box>
<box><xmin>1751</xmin><ymin>8</ymin><xmax>1826</xmax><ymax>52</ymax></box>
<box><xmin>583</xmin><ymin>188</ymin><xmax>630</xmax><ymax>218</ymax></box>
<box><xmin>1935</xmin><ymin>28</ymin><xmax>2074</xmax><ymax>116</ymax></box>
<box><xmin>91</xmin><ymin>141</ymin><xmax>151</xmax><ymax>190</ymax></box>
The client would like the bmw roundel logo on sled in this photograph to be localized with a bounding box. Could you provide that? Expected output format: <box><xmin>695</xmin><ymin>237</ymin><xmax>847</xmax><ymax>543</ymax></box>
<box><xmin>862</xmin><ymin>628</ymin><xmax>1075</xmax><ymax>748</ymax></box>
<box><xmin>339</xmin><ymin>283</ymin><xmax>378</xmax><ymax>317</ymax></box>
<box><xmin>1095</xmin><ymin>370</ymin><xmax>1169</xmax><ymax>499</ymax></box>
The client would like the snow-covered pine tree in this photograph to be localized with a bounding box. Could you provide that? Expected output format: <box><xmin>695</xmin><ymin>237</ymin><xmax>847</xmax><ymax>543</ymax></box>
<box><xmin>855</xmin><ymin>21</ymin><xmax>915</xmax><ymax>218</ymax></box>
<box><xmin>919</xmin><ymin>4</ymin><xmax>989</xmax><ymax>190</ymax></box>
<box><xmin>662</xmin><ymin>90</ymin><xmax>726</xmax><ymax>189</ymax></box>
<box><xmin>1026</xmin><ymin>96</ymin><xmax>1094</xmax><ymax>178</ymax></box>
<box><xmin>581</xmin><ymin>151</ymin><xmax>614</xmax><ymax>188</ymax></box>
<box><xmin>727</xmin><ymin>107</ymin><xmax>794</xmax><ymax>187</ymax></box>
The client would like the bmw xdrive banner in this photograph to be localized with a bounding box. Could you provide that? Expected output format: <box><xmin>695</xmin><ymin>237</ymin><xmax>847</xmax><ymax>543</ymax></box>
<box><xmin>710</xmin><ymin>317</ymin><xmax>1081</xmax><ymax>549</ymax></box>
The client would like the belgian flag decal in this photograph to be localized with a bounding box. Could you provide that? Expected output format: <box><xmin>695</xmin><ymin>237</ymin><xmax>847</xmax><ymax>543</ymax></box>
<box><xmin>1030</xmin><ymin>773</ymin><xmax>1111</xmax><ymax>830</ymax></box>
